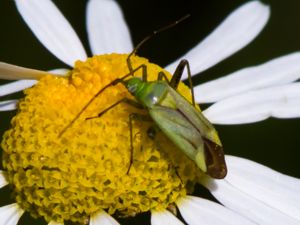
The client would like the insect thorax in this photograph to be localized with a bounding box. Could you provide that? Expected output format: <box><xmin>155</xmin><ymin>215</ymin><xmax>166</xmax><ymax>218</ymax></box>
<box><xmin>135</xmin><ymin>81</ymin><xmax>171</xmax><ymax>108</ymax></box>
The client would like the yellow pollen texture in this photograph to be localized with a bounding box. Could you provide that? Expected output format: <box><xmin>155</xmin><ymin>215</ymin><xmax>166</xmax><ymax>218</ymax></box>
<box><xmin>1</xmin><ymin>54</ymin><xmax>202</xmax><ymax>223</ymax></box>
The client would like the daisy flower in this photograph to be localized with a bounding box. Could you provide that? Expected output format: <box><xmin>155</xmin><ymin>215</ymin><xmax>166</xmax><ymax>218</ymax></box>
<box><xmin>0</xmin><ymin>0</ymin><xmax>300</xmax><ymax>225</ymax></box>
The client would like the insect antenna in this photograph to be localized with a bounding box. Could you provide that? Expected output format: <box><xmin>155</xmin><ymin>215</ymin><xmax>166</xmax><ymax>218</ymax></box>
<box><xmin>59</xmin><ymin>14</ymin><xmax>190</xmax><ymax>137</ymax></box>
<box><xmin>127</xmin><ymin>14</ymin><xmax>190</xmax><ymax>74</ymax></box>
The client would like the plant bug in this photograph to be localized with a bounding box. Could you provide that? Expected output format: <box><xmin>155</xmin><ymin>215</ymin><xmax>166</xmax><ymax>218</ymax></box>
<box><xmin>60</xmin><ymin>15</ymin><xmax>227</xmax><ymax>179</ymax></box>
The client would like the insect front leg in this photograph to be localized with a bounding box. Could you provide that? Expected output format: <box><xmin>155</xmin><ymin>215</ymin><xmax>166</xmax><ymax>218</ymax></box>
<box><xmin>170</xmin><ymin>59</ymin><xmax>195</xmax><ymax>106</ymax></box>
<box><xmin>85</xmin><ymin>98</ymin><xmax>144</xmax><ymax>120</ymax></box>
<box><xmin>126</xmin><ymin>54</ymin><xmax>148</xmax><ymax>82</ymax></box>
<box><xmin>59</xmin><ymin>64</ymin><xmax>147</xmax><ymax>136</ymax></box>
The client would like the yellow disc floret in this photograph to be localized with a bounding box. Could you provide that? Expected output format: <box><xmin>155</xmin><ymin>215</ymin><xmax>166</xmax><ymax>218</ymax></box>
<box><xmin>1</xmin><ymin>54</ymin><xmax>202</xmax><ymax>223</ymax></box>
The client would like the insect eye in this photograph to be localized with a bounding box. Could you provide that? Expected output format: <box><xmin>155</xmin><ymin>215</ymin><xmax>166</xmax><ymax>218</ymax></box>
<box><xmin>126</xmin><ymin>77</ymin><xmax>142</xmax><ymax>93</ymax></box>
<box><xmin>128</xmin><ymin>84</ymin><xmax>137</xmax><ymax>93</ymax></box>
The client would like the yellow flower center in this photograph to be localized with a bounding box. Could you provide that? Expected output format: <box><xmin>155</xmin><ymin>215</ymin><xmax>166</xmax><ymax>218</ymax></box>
<box><xmin>1</xmin><ymin>54</ymin><xmax>202</xmax><ymax>223</ymax></box>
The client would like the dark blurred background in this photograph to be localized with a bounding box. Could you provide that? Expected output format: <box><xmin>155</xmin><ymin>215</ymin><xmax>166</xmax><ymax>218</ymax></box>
<box><xmin>0</xmin><ymin>0</ymin><xmax>299</xmax><ymax>224</ymax></box>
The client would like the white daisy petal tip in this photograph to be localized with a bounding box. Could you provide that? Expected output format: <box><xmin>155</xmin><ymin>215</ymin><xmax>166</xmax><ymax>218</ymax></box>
<box><xmin>203</xmin><ymin>156</ymin><xmax>300</xmax><ymax>224</ymax></box>
<box><xmin>203</xmin><ymin>82</ymin><xmax>300</xmax><ymax>124</ymax></box>
<box><xmin>0</xmin><ymin>62</ymin><xmax>50</xmax><ymax>80</ymax></box>
<box><xmin>48</xmin><ymin>68</ymin><xmax>70</xmax><ymax>76</ymax></box>
<box><xmin>194</xmin><ymin>52</ymin><xmax>300</xmax><ymax>103</ymax></box>
<box><xmin>151</xmin><ymin>209</ymin><xmax>184</xmax><ymax>225</ymax></box>
<box><xmin>0</xmin><ymin>203</ymin><xmax>24</xmax><ymax>225</ymax></box>
<box><xmin>0</xmin><ymin>170</ymin><xmax>8</xmax><ymax>188</ymax></box>
<box><xmin>165</xmin><ymin>0</ymin><xmax>270</xmax><ymax>78</ymax></box>
<box><xmin>0</xmin><ymin>80</ymin><xmax>37</xmax><ymax>97</ymax></box>
<box><xmin>86</xmin><ymin>0</ymin><xmax>133</xmax><ymax>55</ymax></box>
<box><xmin>0</xmin><ymin>100</ymin><xmax>18</xmax><ymax>111</ymax></box>
<box><xmin>176</xmin><ymin>195</ymin><xmax>256</xmax><ymax>225</ymax></box>
<box><xmin>15</xmin><ymin>0</ymin><xmax>87</xmax><ymax>67</ymax></box>
<box><xmin>90</xmin><ymin>210</ymin><xmax>120</xmax><ymax>225</ymax></box>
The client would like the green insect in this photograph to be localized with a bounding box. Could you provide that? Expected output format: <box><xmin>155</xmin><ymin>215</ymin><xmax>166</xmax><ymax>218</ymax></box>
<box><xmin>61</xmin><ymin>15</ymin><xmax>227</xmax><ymax>179</ymax></box>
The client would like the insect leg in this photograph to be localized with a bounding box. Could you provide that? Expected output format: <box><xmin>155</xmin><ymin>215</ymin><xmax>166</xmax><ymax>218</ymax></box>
<box><xmin>59</xmin><ymin>65</ymin><xmax>147</xmax><ymax>136</ymax></box>
<box><xmin>86</xmin><ymin>98</ymin><xmax>144</xmax><ymax>120</ymax></box>
<box><xmin>128</xmin><ymin>113</ymin><xmax>152</xmax><ymax>174</ymax></box>
<box><xmin>126</xmin><ymin>56</ymin><xmax>149</xmax><ymax>82</ymax></box>
<box><xmin>157</xmin><ymin>71</ymin><xmax>170</xmax><ymax>82</ymax></box>
<box><xmin>169</xmin><ymin>59</ymin><xmax>195</xmax><ymax>106</ymax></box>
<box><xmin>173</xmin><ymin>166</ymin><xmax>183</xmax><ymax>185</ymax></box>
<box><xmin>86</xmin><ymin>98</ymin><xmax>150</xmax><ymax>175</ymax></box>
<box><xmin>147</xmin><ymin>126</ymin><xmax>184</xmax><ymax>185</ymax></box>
<box><xmin>141</xmin><ymin>64</ymin><xmax>148</xmax><ymax>82</ymax></box>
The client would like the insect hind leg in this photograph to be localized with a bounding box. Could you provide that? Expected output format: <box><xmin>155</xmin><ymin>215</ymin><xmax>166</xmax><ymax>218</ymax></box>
<box><xmin>148</xmin><ymin>126</ymin><xmax>184</xmax><ymax>186</ymax></box>
<box><xmin>128</xmin><ymin>113</ymin><xmax>152</xmax><ymax>174</ymax></box>
<box><xmin>170</xmin><ymin>59</ymin><xmax>195</xmax><ymax>106</ymax></box>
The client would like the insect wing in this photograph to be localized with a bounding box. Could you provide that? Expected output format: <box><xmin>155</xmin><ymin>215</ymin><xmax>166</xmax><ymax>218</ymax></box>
<box><xmin>166</xmin><ymin>86</ymin><xmax>227</xmax><ymax>178</ymax></box>
<box><xmin>149</xmin><ymin>106</ymin><xmax>208</xmax><ymax>173</ymax></box>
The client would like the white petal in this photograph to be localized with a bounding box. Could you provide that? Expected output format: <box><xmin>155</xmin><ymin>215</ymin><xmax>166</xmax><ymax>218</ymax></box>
<box><xmin>0</xmin><ymin>80</ymin><xmax>37</xmax><ymax>97</ymax></box>
<box><xmin>195</xmin><ymin>52</ymin><xmax>300</xmax><ymax>103</ymax></box>
<box><xmin>177</xmin><ymin>196</ymin><xmax>256</xmax><ymax>225</ymax></box>
<box><xmin>151</xmin><ymin>210</ymin><xmax>184</xmax><ymax>225</ymax></box>
<box><xmin>15</xmin><ymin>0</ymin><xmax>87</xmax><ymax>67</ymax></box>
<box><xmin>203</xmin><ymin>82</ymin><xmax>300</xmax><ymax>124</ymax></box>
<box><xmin>86</xmin><ymin>0</ymin><xmax>133</xmax><ymax>55</ymax></box>
<box><xmin>165</xmin><ymin>1</ymin><xmax>270</xmax><ymax>78</ymax></box>
<box><xmin>202</xmin><ymin>156</ymin><xmax>300</xmax><ymax>224</ymax></box>
<box><xmin>48</xmin><ymin>221</ymin><xmax>64</xmax><ymax>225</ymax></box>
<box><xmin>0</xmin><ymin>203</ymin><xmax>24</xmax><ymax>225</ymax></box>
<box><xmin>0</xmin><ymin>170</ymin><xmax>8</xmax><ymax>188</ymax></box>
<box><xmin>48</xmin><ymin>68</ymin><xmax>69</xmax><ymax>75</ymax></box>
<box><xmin>0</xmin><ymin>100</ymin><xmax>18</xmax><ymax>111</ymax></box>
<box><xmin>0</xmin><ymin>68</ymin><xmax>67</xmax><ymax>97</ymax></box>
<box><xmin>0</xmin><ymin>62</ymin><xmax>50</xmax><ymax>80</ymax></box>
<box><xmin>90</xmin><ymin>211</ymin><xmax>120</xmax><ymax>225</ymax></box>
